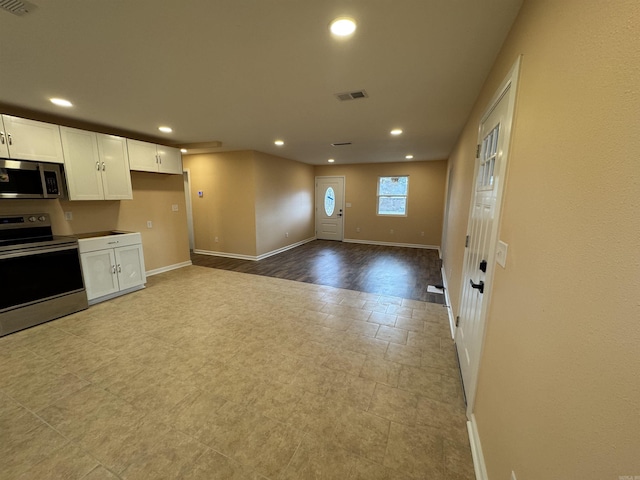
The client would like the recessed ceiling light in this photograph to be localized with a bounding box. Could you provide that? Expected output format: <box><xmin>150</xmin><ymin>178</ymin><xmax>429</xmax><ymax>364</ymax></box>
<box><xmin>50</xmin><ymin>98</ymin><xmax>72</xmax><ymax>108</ymax></box>
<box><xmin>330</xmin><ymin>17</ymin><xmax>356</xmax><ymax>37</ymax></box>
<box><xmin>158</xmin><ymin>126</ymin><xmax>173</xmax><ymax>133</ymax></box>
<box><xmin>390</xmin><ymin>129</ymin><xmax>403</xmax><ymax>136</ymax></box>
<box><xmin>274</xmin><ymin>140</ymin><xmax>284</xmax><ymax>146</ymax></box>
<box><xmin>405</xmin><ymin>154</ymin><xmax>414</xmax><ymax>159</ymax></box>
<box><xmin>328</xmin><ymin>159</ymin><xmax>335</xmax><ymax>163</ymax></box>
<box><xmin>180</xmin><ymin>148</ymin><xmax>188</xmax><ymax>153</ymax></box>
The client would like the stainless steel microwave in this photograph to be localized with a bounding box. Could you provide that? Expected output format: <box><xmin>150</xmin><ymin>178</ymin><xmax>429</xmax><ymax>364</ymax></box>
<box><xmin>0</xmin><ymin>159</ymin><xmax>64</xmax><ymax>199</ymax></box>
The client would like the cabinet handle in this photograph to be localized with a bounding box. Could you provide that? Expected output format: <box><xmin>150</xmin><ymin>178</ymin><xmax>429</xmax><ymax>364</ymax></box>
<box><xmin>112</xmin><ymin>265</ymin><xmax>116</xmax><ymax>274</ymax></box>
<box><xmin>96</xmin><ymin>161</ymin><xmax>100</xmax><ymax>171</ymax></box>
<box><xmin>158</xmin><ymin>155</ymin><xmax>162</xmax><ymax>164</ymax></box>
<box><xmin>0</xmin><ymin>132</ymin><xmax>4</xmax><ymax>144</ymax></box>
<box><xmin>7</xmin><ymin>134</ymin><xmax>12</xmax><ymax>145</ymax></box>
<box><xmin>102</xmin><ymin>162</ymin><xmax>106</xmax><ymax>171</ymax></box>
<box><xmin>117</xmin><ymin>264</ymin><xmax>121</xmax><ymax>273</ymax></box>
<box><xmin>155</xmin><ymin>154</ymin><xmax>159</xmax><ymax>164</ymax></box>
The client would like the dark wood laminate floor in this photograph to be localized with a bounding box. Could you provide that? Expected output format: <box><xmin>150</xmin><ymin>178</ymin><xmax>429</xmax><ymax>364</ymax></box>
<box><xmin>191</xmin><ymin>240</ymin><xmax>445</xmax><ymax>303</ymax></box>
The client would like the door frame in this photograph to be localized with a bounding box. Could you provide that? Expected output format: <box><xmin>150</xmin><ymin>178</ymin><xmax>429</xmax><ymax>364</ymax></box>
<box><xmin>315</xmin><ymin>176</ymin><xmax>345</xmax><ymax>241</ymax></box>
<box><xmin>183</xmin><ymin>169</ymin><xmax>195</xmax><ymax>251</ymax></box>
<box><xmin>456</xmin><ymin>56</ymin><xmax>521</xmax><ymax>416</ymax></box>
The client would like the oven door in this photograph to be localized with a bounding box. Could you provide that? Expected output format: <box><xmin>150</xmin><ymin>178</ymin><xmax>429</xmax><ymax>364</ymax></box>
<box><xmin>0</xmin><ymin>244</ymin><xmax>86</xmax><ymax>312</ymax></box>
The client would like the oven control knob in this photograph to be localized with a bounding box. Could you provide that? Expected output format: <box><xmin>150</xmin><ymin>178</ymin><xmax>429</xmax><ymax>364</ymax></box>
<box><xmin>28</xmin><ymin>216</ymin><xmax>36</xmax><ymax>222</ymax></box>
<box><xmin>38</xmin><ymin>216</ymin><xmax>46</xmax><ymax>222</ymax></box>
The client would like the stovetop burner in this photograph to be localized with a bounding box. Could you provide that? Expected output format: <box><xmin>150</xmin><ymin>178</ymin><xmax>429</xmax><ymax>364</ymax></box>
<box><xmin>0</xmin><ymin>213</ymin><xmax>78</xmax><ymax>254</ymax></box>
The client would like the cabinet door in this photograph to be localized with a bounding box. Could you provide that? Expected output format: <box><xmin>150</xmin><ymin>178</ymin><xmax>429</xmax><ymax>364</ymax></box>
<box><xmin>60</xmin><ymin>127</ymin><xmax>105</xmax><ymax>201</ymax></box>
<box><xmin>0</xmin><ymin>117</ymin><xmax>9</xmax><ymax>158</ymax></box>
<box><xmin>81</xmin><ymin>249</ymin><xmax>119</xmax><ymax>300</ymax></box>
<box><xmin>2</xmin><ymin>115</ymin><xmax>64</xmax><ymax>163</ymax></box>
<box><xmin>127</xmin><ymin>139</ymin><xmax>159</xmax><ymax>172</ymax></box>
<box><xmin>114</xmin><ymin>244</ymin><xmax>146</xmax><ymax>290</ymax></box>
<box><xmin>157</xmin><ymin>145</ymin><xmax>183</xmax><ymax>174</ymax></box>
<box><xmin>97</xmin><ymin>134</ymin><xmax>133</xmax><ymax>200</ymax></box>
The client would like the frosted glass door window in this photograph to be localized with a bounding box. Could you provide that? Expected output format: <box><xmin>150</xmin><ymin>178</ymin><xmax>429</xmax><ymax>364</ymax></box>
<box><xmin>324</xmin><ymin>187</ymin><xmax>335</xmax><ymax>216</ymax></box>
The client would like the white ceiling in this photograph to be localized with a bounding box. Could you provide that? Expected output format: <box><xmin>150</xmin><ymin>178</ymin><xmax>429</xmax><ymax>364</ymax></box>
<box><xmin>0</xmin><ymin>0</ymin><xmax>522</xmax><ymax>165</ymax></box>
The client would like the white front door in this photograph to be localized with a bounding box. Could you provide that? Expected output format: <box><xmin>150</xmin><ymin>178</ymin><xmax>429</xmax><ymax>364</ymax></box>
<box><xmin>456</xmin><ymin>58</ymin><xmax>520</xmax><ymax>414</ymax></box>
<box><xmin>315</xmin><ymin>176</ymin><xmax>344</xmax><ymax>241</ymax></box>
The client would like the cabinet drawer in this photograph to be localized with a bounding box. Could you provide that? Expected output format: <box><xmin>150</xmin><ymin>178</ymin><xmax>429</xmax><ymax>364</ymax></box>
<box><xmin>78</xmin><ymin>232</ymin><xmax>142</xmax><ymax>253</ymax></box>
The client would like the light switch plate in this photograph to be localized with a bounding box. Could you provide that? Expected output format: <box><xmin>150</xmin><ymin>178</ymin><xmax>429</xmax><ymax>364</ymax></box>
<box><xmin>172</xmin><ymin>204</ymin><xmax>179</xmax><ymax>211</ymax></box>
<box><xmin>346</xmin><ymin>202</ymin><xmax>352</xmax><ymax>207</ymax></box>
<box><xmin>496</xmin><ymin>240</ymin><xmax>508</xmax><ymax>268</ymax></box>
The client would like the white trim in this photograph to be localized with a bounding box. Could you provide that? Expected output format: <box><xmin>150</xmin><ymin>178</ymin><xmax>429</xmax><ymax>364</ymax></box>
<box><xmin>256</xmin><ymin>237</ymin><xmax>316</xmax><ymax>260</ymax></box>
<box><xmin>183</xmin><ymin>168</ymin><xmax>195</xmax><ymax>251</ymax></box>
<box><xmin>193</xmin><ymin>249</ymin><xmax>256</xmax><ymax>261</ymax></box>
<box><xmin>467</xmin><ymin>415</ymin><xmax>489</xmax><ymax>480</ymax></box>
<box><xmin>193</xmin><ymin>237</ymin><xmax>316</xmax><ymax>262</ymax></box>
<box><xmin>440</xmin><ymin>266</ymin><xmax>456</xmax><ymax>338</ymax></box>
<box><xmin>344</xmin><ymin>238</ymin><xmax>440</xmax><ymax>253</ymax></box>
<box><xmin>146</xmin><ymin>260</ymin><xmax>192</xmax><ymax>276</ymax></box>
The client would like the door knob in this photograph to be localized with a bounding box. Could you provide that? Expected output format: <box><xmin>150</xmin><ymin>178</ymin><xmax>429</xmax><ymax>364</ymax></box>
<box><xmin>479</xmin><ymin>260</ymin><xmax>487</xmax><ymax>272</ymax></box>
<box><xmin>470</xmin><ymin>279</ymin><xmax>485</xmax><ymax>294</ymax></box>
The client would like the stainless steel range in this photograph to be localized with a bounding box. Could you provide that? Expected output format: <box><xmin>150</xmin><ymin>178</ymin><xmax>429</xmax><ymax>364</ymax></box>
<box><xmin>0</xmin><ymin>213</ymin><xmax>88</xmax><ymax>336</ymax></box>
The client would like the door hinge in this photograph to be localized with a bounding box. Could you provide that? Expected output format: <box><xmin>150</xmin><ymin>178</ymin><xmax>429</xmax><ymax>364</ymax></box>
<box><xmin>456</xmin><ymin>316</ymin><xmax>460</xmax><ymax>327</ymax></box>
<box><xmin>476</xmin><ymin>144</ymin><xmax>481</xmax><ymax>158</ymax></box>
<box><xmin>465</xmin><ymin>235</ymin><xmax>470</xmax><ymax>248</ymax></box>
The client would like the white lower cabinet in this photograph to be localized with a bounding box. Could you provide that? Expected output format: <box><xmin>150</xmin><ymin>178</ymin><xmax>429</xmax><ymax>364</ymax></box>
<box><xmin>79</xmin><ymin>233</ymin><xmax>146</xmax><ymax>304</ymax></box>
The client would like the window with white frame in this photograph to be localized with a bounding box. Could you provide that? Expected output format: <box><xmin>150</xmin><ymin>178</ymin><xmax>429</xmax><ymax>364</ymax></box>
<box><xmin>377</xmin><ymin>176</ymin><xmax>409</xmax><ymax>216</ymax></box>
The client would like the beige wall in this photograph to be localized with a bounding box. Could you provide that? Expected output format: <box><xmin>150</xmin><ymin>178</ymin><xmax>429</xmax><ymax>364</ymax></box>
<box><xmin>184</xmin><ymin>151</ymin><xmax>257</xmax><ymax>256</ymax></box>
<box><xmin>183</xmin><ymin>150</ymin><xmax>315</xmax><ymax>258</ymax></box>
<box><xmin>315</xmin><ymin>161</ymin><xmax>447</xmax><ymax>247</ymax></box>
<box><xmin>253</xmin><ymin>151</ymin><xmax>315</xmax><ymax>256</ymax></box>
<box><xmin>0</xmin><ymin>172</ymin><xmax>190</xmax><ymax>272</ymax></box>
<box><xmin>442</xmin><ymin>0</ymin><xmax>640</xmax><ymax>478</ymax></box>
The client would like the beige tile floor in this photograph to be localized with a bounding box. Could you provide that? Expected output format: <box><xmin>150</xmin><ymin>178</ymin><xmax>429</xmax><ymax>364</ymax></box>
<box><xmin>0</xmin><ymin>266</ymin><xmax>474</xmax><ymax>479</ymax></box>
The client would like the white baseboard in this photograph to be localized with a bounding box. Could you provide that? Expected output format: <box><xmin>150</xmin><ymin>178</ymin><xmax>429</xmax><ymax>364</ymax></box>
<box><xmin>256</xmin><ymin>237</ymin><xmax>316</xmax><ymax>260</ymax></box>
<box><xmin>194</xmin><ymin>237</ymin><xmax>316</xmax><ymax>262</ymax></box>
<box><xmin>343</xmin><ymin>238</ymin><xmax>440</xmax><ymax>252</ymax></box>
<box><xmin>468</xmin><ymin>414</ymin><xmax>489</xmax><ymax>480</ymax></box>
<box><xmin>146</xmin><ymin>260</ymin><xmax>192</xmax><ymax>277</ymax></box>
<box><xmin>193</xmin><ymin>249</ymin><xmax>255</xmax><ymax>261</ymax></box>
<box><xmin>440</xmin><ymin>266</ymin><xmax>456</xmax><ymax>338</ymax></box>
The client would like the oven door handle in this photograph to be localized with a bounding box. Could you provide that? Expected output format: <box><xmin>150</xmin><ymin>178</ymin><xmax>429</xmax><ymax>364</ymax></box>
<box><xmin>0</xmin><ymin>244</ymin><xmax>78</xmax><ymax>260</ymax></box>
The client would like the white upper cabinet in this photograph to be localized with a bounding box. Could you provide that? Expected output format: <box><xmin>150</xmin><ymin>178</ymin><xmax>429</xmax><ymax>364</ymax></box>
<box><xmin>97</xmin><ymin>134</ymin><xmax>134</xmax><ymax>199</ymax></box>
<box><xmin>127</xmin><ymin>139</ymin><xmax>182</xmax><ymax>175</ymax></box>
<box><xmin>60</xmin><ymin>127</ymin><xmax>133</xmax><ymax>201</ymax></box>
<box><xmin>0</xmin><ymin>115</ymin><xmax>65</xmax><ymax>163</ymax></box>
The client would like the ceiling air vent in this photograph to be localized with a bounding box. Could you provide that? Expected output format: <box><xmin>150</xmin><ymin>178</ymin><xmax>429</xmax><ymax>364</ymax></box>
<box><xmin>335</xmin><ymin>90</ymin><xmax>368</xmax><ymax>101</ymax></box>
<box><xmin>331</xmin><ymin>142</ymin><xmax>352</xmax><ymax>147</ymax></box>
<box><xmin>0</xmin><ymin>0</ymin><xmax>37</xmax><ymax>16</ymax></box>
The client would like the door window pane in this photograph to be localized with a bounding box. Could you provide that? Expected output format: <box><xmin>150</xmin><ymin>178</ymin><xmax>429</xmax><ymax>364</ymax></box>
<box><xmin>324</xmin><ymin>187</ymin><xmax>335</xmax><ymax>216</ymax></box>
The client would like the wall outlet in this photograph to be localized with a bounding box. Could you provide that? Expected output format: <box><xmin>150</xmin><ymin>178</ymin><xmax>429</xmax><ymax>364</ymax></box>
<box><xmin>356</xmin><ymin>227</ymin><xmax>360</xmax><ymax>233</ymax></box>
<box><xmin>285</xmin><ymin>232</ymin><xmax>289</xmax><ymax>238</ymax></box>
<box><xmin>390</xmin><ymin>229</ymin><xmax>394</xmax><ymax>234</ymax></box>
<box><xmin>172</xmin><ymin>204</ymin><xmax>179</xmax><ymax>212</ymax></box>
<box><xmin>146</xmin><ymin>221</ymin><xmax>153</xmax><ymax>228</ymax></box>
<box><xmin>64</xmin><ymin>211</ymin><xmax>73</xmax><ymax>221</ymax></box>
<box><xmin>214</xmin><ymin>236</ymin><xmax>219</xmax><ymax>243</ymax></box>
<box><xmin>421</xmin><ymin>231</ymin><xmax>425</xmax><ymax>236</ymax></box>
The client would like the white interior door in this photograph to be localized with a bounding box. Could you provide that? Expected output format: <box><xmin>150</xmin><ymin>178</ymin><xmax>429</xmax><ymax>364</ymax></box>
<box><xmin>456</xmin><ymin>59</ymin><xmax>520</xmax><ymax>414</ymax></box>
<box><xmin>315</xmin><ymin>176</ymin><xmax>344</xmax><ymax>241</ymax></box>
